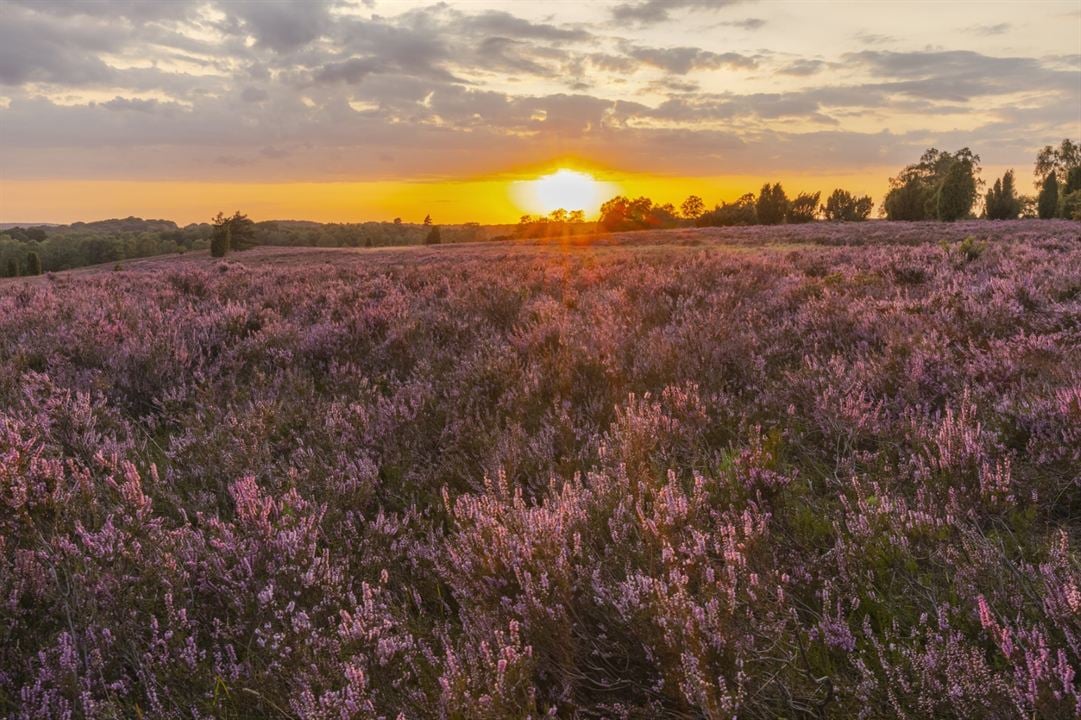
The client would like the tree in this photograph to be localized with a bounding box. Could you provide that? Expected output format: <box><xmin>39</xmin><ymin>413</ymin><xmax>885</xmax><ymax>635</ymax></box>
<box><xmin>697</xmin><ymin>193</ymin><xmax>757</xmax><ymax>227</ymax></box>
<box><xmin>822</xmin><ymin>189</ymin><xmax>873</xmax><ymax>221</ymax></box>
<box><xmin>393</xmin><ymin>217</ymin><xmax>402</xmax><ymax>225</ymax></box>
<box><xmin>1034</xmin><ymin>138</ymin><xmax>1080</xmax><ymax>187</ymax></box>
<box><xmin>424</xmin><ymin>225</ymin><xmax>442</xmax><ymax>245</ymax></box>
<box><xmin>984</xmin><ymin>169</ymin><xmax>1021</xmax><ymax>220</ymax></box>
<box><xmin>4</xmin><ymin>258</ymin><xmax>17</xmax><ymax>277</ymax></box>
<box><xmin>680</xmin><ymin>195</ymin><xmax>705</xmax><ymax>219</ymax></box>
<box><xmin>423</xmin><ymin>214</ymin><xmax>433</xmax><ymax>226</ymax></box>
<box><xmin>210</xmin><ymin>211</ymin><xmax>255</xmax><ymax>257</ymax></box>
<box><xmin>598</xmin><ymin>195</ymin><xmax>679</xmax><ymax>232</ymax></box>
<box><xmin>936</xmin><ymin>157</ymin><xmax>977</xmax><ymax>221</ymax></box>
<box><xmin>1060</xmin><ymin>190</ymin><xmax>1081</xmax><ymax>220</ymax></box>
<box><xmin>1066</xmin><ymin>166</ymin><xmax>1081</xmax><ymax>195</ymax></box>
<box><xmin>786</xmin><ymin>191</ymin><xmax>821</xmax><ymax>224</ymax></box>
<box><xmin>755</xmin><ymin>183</ymin><xmax>788</xmax><ymax>225</ymax></box>
<box><xmin>1037</xmin><ymin>173</ymin><xmax>1059</xmax><ymax>219</ymax></box>
<box><xmin>884</xmin><ymin>147</ymin><xmax>981</xmax><ymax>221</ymax></box>
<box><xmin>27</xmin><ymin>251</ymin><xmax>42</xmax><ymax>276</ymax></box>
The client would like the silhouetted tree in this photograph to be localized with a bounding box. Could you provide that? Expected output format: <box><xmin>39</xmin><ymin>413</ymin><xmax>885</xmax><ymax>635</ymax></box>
<box><xmin>697</xmin><ymin>194</ymin><xmax>757</xmax><ymax>227</ymax></box>
<box><xmin>424</xmin><ymin>225</ymin><xmax>442</xmax><ymax>244</ymax></box>
<box><xmin>984</xmin><ymin>170</ymin><xmax>1022</xmax><ymax>220</ymax></box>
<box><xmin>598</xmin><ymin>196</ymin><xmax>679</xmax><ymax>232</ymax></box>
<box><xmin>680</xmin><ymin>195</ymin><xmax>705</xmax><ymax>219</ymax></box>
<box><xmin>423</xmin><ymin>214</ymin><xmax>433</xmax><ymax>226</ymax></box>
<box><xmin>786</xmin><ymin>191</ymin><xmax>821</xmax><ymax>224</ymax></box>
<box><xmin>393</xmin><ymin>217</ymin><xmax>402</xmax><ymax>225</ymax></box>
<box><xmin>4</xmin><ymin>258</ymin><xmax>17</xmax><ymax>277</ymax></box>
<box><xmin>755</xmin><ymin>183</ymin><xmax>788</xmax><ymax>225</ymax></box>
<box><xmin>1038</xmin><ymin>173</ymin><xmax>1059</xmax><ymax>219</ymax></box>
<box><xmin>822</xmin><ymin>189</ymin><xmax>873</xmax><ymax>221</ymax></box>
<box><xmin>27</xmin><ymin>252</ymin><xmax>41</xmax><ymax>276</ymax></box>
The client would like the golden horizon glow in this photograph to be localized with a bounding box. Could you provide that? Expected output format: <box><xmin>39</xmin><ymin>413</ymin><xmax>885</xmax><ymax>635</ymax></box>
<box><xmin>0</xmin><ymin>164</ymin><xmax>1020</xmax><ymax>227</ymax></box>
<box><xmin>510</xmin><ymin>169</ymin><xmax>619</xmax><ymax>217</ymax></box>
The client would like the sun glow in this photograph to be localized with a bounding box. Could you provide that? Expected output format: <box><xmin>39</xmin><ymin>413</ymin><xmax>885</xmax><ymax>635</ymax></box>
<box><xmin>511</xmin><ymin>169</ymin><xmax>617</xmax><ymax>217</ymax></box>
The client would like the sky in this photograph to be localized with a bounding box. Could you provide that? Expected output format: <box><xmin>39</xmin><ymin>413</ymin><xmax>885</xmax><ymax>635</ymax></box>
<box><xmin>0</xmin><ymin>0</ymin><xmax>1079</xmax><ymax>224</ymax></box>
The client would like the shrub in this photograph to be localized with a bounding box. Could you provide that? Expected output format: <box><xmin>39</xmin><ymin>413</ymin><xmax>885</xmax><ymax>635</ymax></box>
<box><xmin>4</xmin><ymin>258</ymin><xmax>17</xmax><ymax>277</ymax></box>
<box><xmin>425</xmin><ymin>225</ymin><xmax>442</xmax><ymax>244</ymax></box>
<box><xmin>26</xmin><ymin>251</ymin><xmax>42</xmax><ymax>275</ymax></box>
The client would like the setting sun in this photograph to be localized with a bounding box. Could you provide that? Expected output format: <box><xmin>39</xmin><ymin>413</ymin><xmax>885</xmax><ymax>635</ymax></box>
<box><xmin>511</xmin><ymin>169</ymin><xmax>618</xmax><ymax>217</ymax></box>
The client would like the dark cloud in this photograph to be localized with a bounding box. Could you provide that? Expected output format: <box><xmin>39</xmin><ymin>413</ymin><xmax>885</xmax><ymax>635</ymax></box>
<box><xmin>225</xmin><ymin>0</ymin><xmax>332</xmax><ymax>53</ymax></box>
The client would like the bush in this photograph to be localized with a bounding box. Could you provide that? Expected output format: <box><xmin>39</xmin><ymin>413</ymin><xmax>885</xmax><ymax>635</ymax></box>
<box><xmin>425</xmin><ymin>225</ymin><xmax>442</xmax><ymax>244</ymax></box>
<box><xmin>26</xmin><ymin>251</ymin><xmax>42</xmax><ymax>275</ymax></box>
<box><xmin>4</xmin><ymin>258</ymin><xmax>17</xmax><ymax>277</ymax></box>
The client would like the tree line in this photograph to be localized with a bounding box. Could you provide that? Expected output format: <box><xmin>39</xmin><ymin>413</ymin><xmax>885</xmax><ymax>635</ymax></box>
<box><xmin>593</xmin><ymin>138</ymin><xmax>1080</xmax><ymax>234</ymax></box>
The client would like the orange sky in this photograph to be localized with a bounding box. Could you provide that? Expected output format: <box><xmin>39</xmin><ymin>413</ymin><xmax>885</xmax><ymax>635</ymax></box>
<box><xmin>0</xmin><ymin>169</ymin><xmax>911</xmax><ymax>225</ymax></box>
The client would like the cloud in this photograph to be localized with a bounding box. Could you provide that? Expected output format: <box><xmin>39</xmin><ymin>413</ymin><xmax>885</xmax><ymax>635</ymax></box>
<box><xmin>966</xmin><ymin>23</ymin><xmax>1011</xmax><ymax>36</ymax></box>
<box><xmin>224</xmin><ymin>0</ymin><xmax>333</xmax><ymax>53</ymax></box>
<box><xmin>611</xmin><ymin>0</ymin><xmax>746</xmax><ymax>24</ymax></box>
<box><xmin>626</xmin><ymin>45</ymin><xmax>758</xmax><ymax>74</ymax></box>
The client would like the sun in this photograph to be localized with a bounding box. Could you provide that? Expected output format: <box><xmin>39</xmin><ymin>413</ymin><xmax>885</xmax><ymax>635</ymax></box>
<box><xmin>511</xmin><ymin>169</ymin><xmax>616</xmax><ymax>217</ymax></box>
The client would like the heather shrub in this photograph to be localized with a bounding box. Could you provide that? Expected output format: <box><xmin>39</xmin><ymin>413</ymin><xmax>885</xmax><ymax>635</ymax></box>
<box><xmin>1</xmin><ymin>223</ymin><xmax>1079</xmax><ymax>718</ymax></box>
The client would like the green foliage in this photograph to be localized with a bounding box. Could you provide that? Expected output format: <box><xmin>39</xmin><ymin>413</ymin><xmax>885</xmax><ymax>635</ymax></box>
<box><xmin>984</xmin><ymin>169</ymin><xmax>1021</xmax><ymax>220</ymax></box>
<box><xmin>696</xmin><ymin>193</ymin><xmax>758</xmax><ymax>227</ymax></box>
<box><xmin>786</xmin><ymin>191</ymin><xmax>821</xmax><ymax>224</ymax></box>
<box><xmin>1038</xmin><ymin>173</ymin><xmax>1059</xmax><ymax>219</ymax></box>
<box><xmin>26</xmin><ymin>251</ymin><xmax>42</xmax><ymax>276</ymax></box>
<box><xmin>822</xmin><ymin>189</ymin><xmax>873</xmax><ymax>221</ymax></box>
<box><xmin>935</xmin><ymin>156</ymin><xmax>979</xmax><ymax>221</ymax></box>
<box><xmin>884</xmin><ymin>147</ymin><xmax>981</xmax><ymax>221</ymax></box>
<box><xmin>1059</xmin><ymin>190</ymin><xmax>1081</xmax><ymax>220</ymax></box>
<box><xmin>4</xmin><ymin>258</ymin><xmax>17</xmax><ymax>277</ymax></box>
<box><xmin>211</xmin><ymin>211</ymin><xmax>255</xmax><ymax>258</ymax></box>
<box><xmin>1065</xmin><ymin>166</ymin><xmax>1081</xmax><ymax>195</ymax></box>
<box><xmin>425</xmin><ymin>225</ymin><xmax>442</xmax><ymax>245</ymax></box>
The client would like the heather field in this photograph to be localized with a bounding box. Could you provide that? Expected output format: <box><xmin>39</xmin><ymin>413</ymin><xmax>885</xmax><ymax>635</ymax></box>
<box><xmin>3</xmin><ymin>221</ymin><xmax>1081</xmax><ymax>719</ymax></box>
